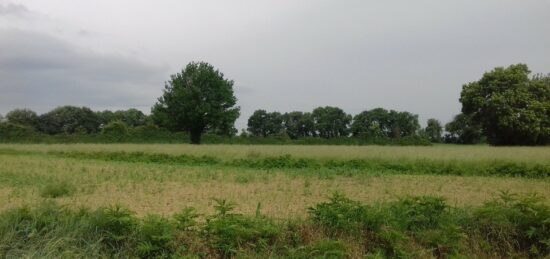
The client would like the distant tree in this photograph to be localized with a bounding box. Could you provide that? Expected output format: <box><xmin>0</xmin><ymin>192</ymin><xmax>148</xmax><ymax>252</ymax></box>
<box><xmin>114</xmin><ymin>109</ymin><xmax>148</xmax><ymax>127</ymax></box>
<box><xmin>37</xmin><ymin>106</ymin><xmax>101</xmax><ymax>134</ymax></box>
<box><xmin>97</xmin><ymin>110</ymin><xmax>115</xmax><ymax>126</ymax></box>
<box><xmin>424</xmin><ymin>118</ymin><xmax>443</xmax><ymax>143</ymax></box>
<box><xmin>460</xmin><ymin>64</ymin><xmax>550</xmax><ymax>145</ymax></box>
<box><xmin>444</xmin><ymin>113</ymin><xmax>483</xmax><ymax>144</ymax></box>
<box><xmin>387</xmin><ymin>110</ymin><xmax>420</xmax><ymax>138</ymax></box>
<box><xmin>312</xmin><ymin>106</ymin><xmax>351</xmax><ymax>138</ymax></box>
<box><xmin>247</xmin><ymin>110</ymin><xmax>283</xmax><ymax>137</ymax></box>
<box><xmin>0</xmin><ymin>114</ymin><xmax>3</xmax><ymax>122</ymax></box>
<box><xmin>351</xmin><ymin>108</ymin><xmax>419</xmax><ymax>138</ymax></box>
<box><xmin>151</xmin><ymin>62</ymin><xmax>240</xmax><ymax>144</ymax></box>
<box><xmin>6</xmin><ymin>109</ymin><xmax>38</xmax><ymax>128</ymax></box>
<box><xmin>351</xmin><ymin>108</ymin><xmax>389</xmax><ymax>138</ymax></box>
<box><xmin>282</xmin><ymin>111</ymin><xmax>315</xmax><ymax>139</ymax></box>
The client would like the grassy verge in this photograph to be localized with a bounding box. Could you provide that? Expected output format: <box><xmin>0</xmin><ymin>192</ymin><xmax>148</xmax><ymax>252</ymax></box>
<box><xmin>0</xmin><ymin>192</ymin><xmax>548</xmax><ymax>258</ymax></box>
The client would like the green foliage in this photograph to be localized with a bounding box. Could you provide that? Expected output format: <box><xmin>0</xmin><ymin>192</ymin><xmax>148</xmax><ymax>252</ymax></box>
<box><xmin>282</xmin><ymin>111</ymin><xmax>316</xmax><ymax>139</ymax></box>
<box><xmin>204</xmin><ymin>199</ymin><xmax>280</xmax><ymax>257</ymax></box>
<box><xmin>423</xmin><ymin>118</ymin><xmax>443</xmax><ymax>143</ymax></box>
<box><xmin>5</xmin><ymin>109</ymin><xmax>38</xmax><ymax>128</ymax></box>
<box><xmin>351</xmin><ymin>108</ymin><xmax>420</xmax><ymax>139</ymax></box>
<box><xmin>444</xmin><ymin>113</ymin><xmax>484</xmax><ymax>144</ymax></box>
<box><xmin>101</xmin><ymin>120</ymin><xmax>129</xmax><ymax>141</ymax></box>
<box><xmin>471</xmin><ymin>191</ymin><xmax>550</xmax><ymax>256</ymax></box>
<box><xmin>0</xmin><ymin>193</ymin><xmax>548</xmax><ymax>257</ymax></box>
<box><xmin>174</xmin><ymin>207</ymin><xmax>200</xmax><ymax>231</ymax></box>
<box><xmin>151</xmin><ymin>61</ymin><xmax>240</xmax><ymax>144</ymax></box>
<box><xmin>247</xmin><ymin>109</ymin><xmax>284</xmax><ymax>137</ymax></box>
<box><xmin>37</xmin><ymin>106</ymin><xmax>101</xmax><ymax>134</ymax></box>
<box><xmin>288</xmin><ymin>240</ymin><xmax>348</xmax><ymax>258</ymax></box>
<box><xmin>0</xmin><ymin>122</ymin><xmax>37</xmax><ymax>141</ymax></box>
<box><xmin>137</xmin><ymin>215</ymin><xmax>176</xmax><ymax>257</ymax></box>
<box><xmin>312</xmin><ymin>106</ymin><xmax>352</xmax><ymax>138</ymax></box>
<box><xmin>40</xmin><ymin>181</ymin><xmax>75</xmax><ymax>198</ymax></box>
<box><xmin>460</xmin><ymin>64</ymin><xmax>550</xmax><ymax>145</ymax></box>
<box><xmin>90</xmin><ymin>205</ymin><xmax>137</xmax><ymax>250</ymax></box>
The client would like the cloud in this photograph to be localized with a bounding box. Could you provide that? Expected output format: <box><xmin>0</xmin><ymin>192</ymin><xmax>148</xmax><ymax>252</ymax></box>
<box><xmin>0</xmin><ymin>3</ymin><xmax>30</xmax><ymax>17</ymax></box>
<box><xmin>0</xmin><ymin>29</ymin><xmax>168</xmax><ymax>114</ymax></box>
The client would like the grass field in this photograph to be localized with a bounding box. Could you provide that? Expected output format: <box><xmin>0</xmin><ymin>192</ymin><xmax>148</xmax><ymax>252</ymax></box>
<box><xmin>0</xmin><ymin>144</ymin><xmax>549</xmax><ymax>258</ymax></box>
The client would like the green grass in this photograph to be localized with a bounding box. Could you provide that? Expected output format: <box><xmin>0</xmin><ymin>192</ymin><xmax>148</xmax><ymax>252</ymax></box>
<box><xmin>0</xmin><ymin>144</ymin><xmax>549</xmax><ymax>257</ymax></box>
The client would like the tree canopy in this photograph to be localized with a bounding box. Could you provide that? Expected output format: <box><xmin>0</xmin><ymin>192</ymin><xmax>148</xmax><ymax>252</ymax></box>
<box><xmin>37</xmin><ymin>106</ymin><xmax>101</xmax><ymax>134</ymax></box>
<box><xmin>460</xmin><ymin>64</ymin><xmax>550</xmax><ymax>145</ymax></box>
<box><xmin>6</xmin><ymin>109</ymin><xmax>38</xmax><ymax>127</ymax></box>
<box><xmin>247</xmin><ymin>110</ymin><xmax>284</xmax><ymax>137</ymax></box>
<box><xmin>312</xmin><ymin>106</ymin><xmax>351</xmax><ymax>139</ymax></box>
<box><xmin>351</xmin><ymin>108</ymin><xmax>420</xmax><ymax>139</ymax></box>
<box><xmin>151</xmin><ymin>62</ymin><xmax>240</xmax><ymax>144</ymax></box>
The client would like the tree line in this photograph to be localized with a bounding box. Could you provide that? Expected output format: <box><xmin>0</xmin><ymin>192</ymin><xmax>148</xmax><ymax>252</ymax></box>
<box><xmin>1</xmin><ymin>62</ymin><xmax>549</xmax><ymax>145</ymax></box>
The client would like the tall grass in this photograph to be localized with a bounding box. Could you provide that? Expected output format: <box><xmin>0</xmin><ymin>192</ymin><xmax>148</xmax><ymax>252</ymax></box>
<box><xmin>0</xmin><ymin>193</ymin><xmax>547</xmax><ymax>258</ymax></box>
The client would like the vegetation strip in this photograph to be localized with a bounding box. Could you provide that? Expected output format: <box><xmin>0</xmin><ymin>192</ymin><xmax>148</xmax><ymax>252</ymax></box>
<box><xmin>0</xmin><ymin>192</ymin><xmax>548</xmax><ymax>258</ymax></box>
<box><xmin>1</xmin><ymin>148</ymin><xmax>549</xmax><ymax>178</ymax></box>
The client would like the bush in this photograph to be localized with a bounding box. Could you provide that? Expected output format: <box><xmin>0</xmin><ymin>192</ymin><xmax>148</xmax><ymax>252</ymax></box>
<box><xmin>101</xmin><ymin>121</ymin><xmax>128</xmax><ymax>141</ymax></box>
<box><xmin>89</xmin><ymin>205</ymin><xmax>137</xmax><ymax>251</ymax></box>
<box><xmin>40</xmin><ymin>181</ymin><xmax>75</xmax><ymax>198</ymax></box>
<box><xmin>0</xmin><ymin>122</ymin><xmax>37</xmax><ymax>142</ymax></box>
<box><xmin>471</xmin><ymin>191</ymin><xmax>550</xmax><ymax>256</ymax></box>
<box><xmin>137</xmin><ymin>215</ymin><xmax>176</xmax><ymax>257</ymax></box>
<box><xmin>204</xmin><ymin>199</ymin><xmax>280</xmax><ymax>257</ymax></box>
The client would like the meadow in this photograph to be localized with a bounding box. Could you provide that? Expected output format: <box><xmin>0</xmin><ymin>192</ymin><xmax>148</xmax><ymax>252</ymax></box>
<box><xmin>0</xmin><ymin>144</ymin><xmax>549</xmax><ymax>258</ymax></box>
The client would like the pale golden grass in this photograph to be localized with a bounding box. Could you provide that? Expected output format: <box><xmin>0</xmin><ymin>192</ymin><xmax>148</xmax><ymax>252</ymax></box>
<box><xmin>1</xmin><ymin>154</ymin><xmax>548</xmax><ymax>219</ymax></box>
<box><xmin>2</xmin><ymin>143</ymin><xmax>550</xmax><ymax>163</ymax></box>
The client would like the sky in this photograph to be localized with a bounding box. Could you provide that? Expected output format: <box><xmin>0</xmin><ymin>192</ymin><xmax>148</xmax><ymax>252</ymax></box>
<box><xmin>1</xmin><ymin>0</ymin><xmax>549</xmax><ymax>130</ymax></box>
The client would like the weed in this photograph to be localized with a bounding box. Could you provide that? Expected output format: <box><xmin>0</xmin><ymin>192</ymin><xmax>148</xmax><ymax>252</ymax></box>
<box><xmin>40</xmin><ymin>181</ymin><xmax>75</xmax><ymax>198</ymax></box>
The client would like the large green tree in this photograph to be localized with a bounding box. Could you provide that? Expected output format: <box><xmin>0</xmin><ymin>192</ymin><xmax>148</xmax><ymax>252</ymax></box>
<box><xmin>247</xmin><ymin>109</ymin><xmax>283</xmax><ymax>137</ymax></box>
<box><xmin>460</xmin><ymin>64</ymin><xmax>550</xmax><ymax>145</ymax></box>
<box><xmin>6</xmin><ymin>109</ymin><xmax>38</xmax><ymax>128</ymax></box>
<box><xmin>152</xmin><ymin>62</ymin><xmax>240</xmax><ymax>144</ymax></box>
<box><xmin>312</xmin><ymin>106</ymin><xmax>351</xmax><ymax>138</ymax></box>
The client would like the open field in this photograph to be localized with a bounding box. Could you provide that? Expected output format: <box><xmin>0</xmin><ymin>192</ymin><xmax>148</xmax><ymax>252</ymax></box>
<box><xmin>0</xmin><ymin>144</ymin><xmax>549</xmax><ymax>257</ymax></box>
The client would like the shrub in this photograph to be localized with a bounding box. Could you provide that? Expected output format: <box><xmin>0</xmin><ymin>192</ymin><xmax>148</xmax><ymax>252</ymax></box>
<box><xmin>471</xmin><ymin>191</ymin><xmax>550</xmax><ymax>256</ymax></box>
<box><xmin>40</xmin><ymin>181</ymin><xmax>75</xmax><ymax>198</ymax></box>
<box><xmin>137</xmin><ymin>215</ymin><xmax>176</xmax><ymax>257</ymax></box>
<box><xmin>101</xmin><ymin>121</ymin><xmax>128</xmax><ymax>141</ymax></box>
<box><xmin>90</xmin><ymin>205</ymin><xmax>137</xmax><ymax>250</ymax></box>
<box><xmin>0</xmin><ymin>122</ymin><xmax>37</xmax><ymax>141</ymax></box>
<box><xmin>204</xmin><ymin>199</ymin><xmax>280</xmax><ymax>257</ymax></box>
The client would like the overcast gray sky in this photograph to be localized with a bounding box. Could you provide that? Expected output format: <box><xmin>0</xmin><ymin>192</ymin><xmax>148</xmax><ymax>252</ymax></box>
<box><xmin>1</xmin><ymin>0</ymin><xmax>549</xmax><ymax>130</ymax></box>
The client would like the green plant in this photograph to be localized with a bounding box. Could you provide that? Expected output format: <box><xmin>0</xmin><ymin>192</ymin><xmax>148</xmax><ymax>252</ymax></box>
<box><xmin>40</xmin><ymin>181</ymin><xmax>75</xmax><ymax>198</ymax></box>
<box><xmin>90</xmin><ymin>205</ymin><xmax>137</xmax><ymax>250</ymax></box>
<box><xmin>137</xmin><ymin>215</ymin><xmax>176</xmax><ymax>257</ymax></box>
<box><xmin>471</xmin><ymin>191</ymin><xmax>550</xmax><ymax>256</ymax></box>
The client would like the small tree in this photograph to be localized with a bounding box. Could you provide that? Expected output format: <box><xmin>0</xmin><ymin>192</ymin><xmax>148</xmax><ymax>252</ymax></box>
<box><xmin>151</xmin><ymin>62</ymin><xmax>240</xmax><ymax>144</ymax></box>
<box><xmin>424</xmin><ymin>119</ymin><xmax>443</xmax><ymax>143</ymax></box>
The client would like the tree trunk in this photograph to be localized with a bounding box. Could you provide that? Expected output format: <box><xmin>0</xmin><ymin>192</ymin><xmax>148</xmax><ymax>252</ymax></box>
<box><xmin>190</xmin><ymin>129</ymin><xmax>202</xmax><ymax>144</ymax></box>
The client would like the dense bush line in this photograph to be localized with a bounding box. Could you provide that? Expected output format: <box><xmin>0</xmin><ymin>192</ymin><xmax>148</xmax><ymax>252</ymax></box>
<box><xmin>0</xmin><ymin>193</ymin><xmax>548</xmax><ymax>258</ymax></box>
<box><xmin>2</xmin><ymin>149</ymin><xmax>549</xmax><ymax>178</ymax></box>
